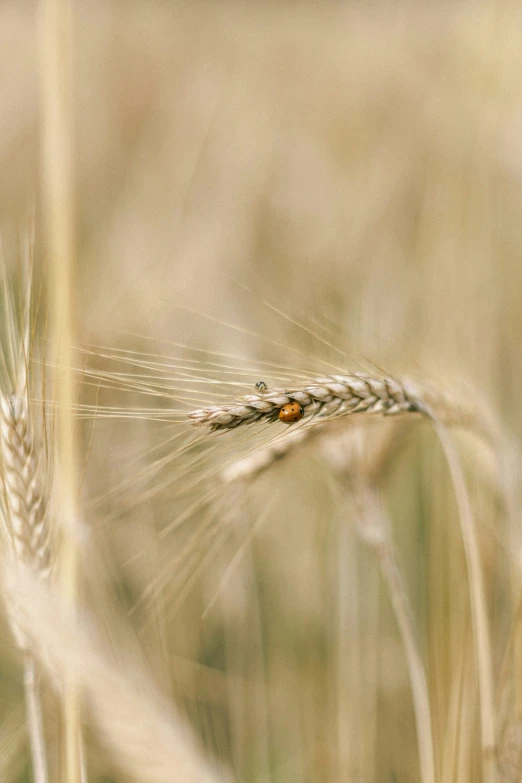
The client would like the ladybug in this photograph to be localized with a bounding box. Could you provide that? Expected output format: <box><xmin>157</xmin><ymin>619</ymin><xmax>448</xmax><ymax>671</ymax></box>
<box><xmin>255</xmin><ymin>381</ymin><xmax>268</xmax><ymax>392</ymax></box>
<box><xmin>279</xmin><ymin>402</ymin><xmax>304</xmax><ymax>423</ymax></box>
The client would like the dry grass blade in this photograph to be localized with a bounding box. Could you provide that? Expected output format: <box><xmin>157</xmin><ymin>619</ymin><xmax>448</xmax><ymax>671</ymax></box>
<box><xmin>3</xmin><ymin>563</ymin><xmax>231</xmax><ymax>783</ymax></box>
<box><xmin>189</xmin><ymin>373</ymin><xmax>424</xmax><ymax>431</ymax></box>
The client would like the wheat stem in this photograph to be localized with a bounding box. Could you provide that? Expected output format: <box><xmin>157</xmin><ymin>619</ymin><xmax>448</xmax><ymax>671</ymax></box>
<box><xmin>318</xmin><ymin>426</ymin><xmax>436</xmax><ymax>783</ymax></box>
<box><xmin>23</xmin><ymin>655</ymin><xmax>48</xmax><ymax>783</ymax></box>
<box><xmin>430</xmin><ymin>417</ymin><xmax>496</xmax><ymax>782</ymax></box>
<box><xmin>349</xmin><ymin>485</ymin><xmax>436</xmax><ymax>783</ymax></box>
<box><xmin>39</xmin><ymin>0</ymin><xmax>83</xmax><ymax>777</ymax></box>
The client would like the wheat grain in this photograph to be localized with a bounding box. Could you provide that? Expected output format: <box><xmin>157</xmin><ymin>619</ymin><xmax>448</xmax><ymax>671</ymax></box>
<box><xmin>189</xmin><ymin>373</ymin><xmax>425</xmax><ymax>431</ymax></box>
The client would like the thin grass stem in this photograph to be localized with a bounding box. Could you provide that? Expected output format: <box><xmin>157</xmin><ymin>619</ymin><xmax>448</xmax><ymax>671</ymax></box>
<box><xmin>431</xmin><ymin>417</ymin><xmax>496</xmax><ymax>783</ymax></box>
<box><xmin>353</xmin><ymin>487</ymin><xmax>437</xmax><ymax>783</ymax></box>
<box><xmin>23</xmin><ymin>655</ymin><xmax>48</xmax><ymax>783</ymax></box>
<box><xmin>39</xmin><ymin>0</ymin><xmax>83</xmax><ymax>778</ymax></box>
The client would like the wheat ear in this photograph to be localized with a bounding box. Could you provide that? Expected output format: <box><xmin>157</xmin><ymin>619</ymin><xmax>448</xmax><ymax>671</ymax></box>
<box><xmin>189</xmin><ymin>373</ymin><xmax>424</xmax><ymax>431</ymax></box>
<box><xmin>0</xmin><ymin>384</ymin><xmax>50</xmax><ymax>783</ymax></box>
<box><xmin>222</xmin><ymin>422</ymin><xmax>319</xmax><ymax>482</ymax></box>
<box><xmin>3</xmin><ymin>563</ymin><xmax>231</xmax><ymax>783</ymax></box>
<box><xmin>0</xmin><ymin>391</ymin><xmax>51</xmax><ymax>580</ymax></box>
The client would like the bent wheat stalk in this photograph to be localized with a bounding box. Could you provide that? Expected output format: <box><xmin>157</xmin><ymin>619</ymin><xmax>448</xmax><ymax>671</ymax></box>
<box><xmin>189</xmin><ymin>373</ymin><xmax>425</xmax><ymax>431</ymax></box>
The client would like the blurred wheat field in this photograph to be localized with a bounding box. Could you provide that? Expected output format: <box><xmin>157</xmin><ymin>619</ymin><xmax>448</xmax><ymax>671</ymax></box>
<box><xmin>1</xmin><ymin>1</ymin><xmax>522</xmax><ymax>782</ymax></box>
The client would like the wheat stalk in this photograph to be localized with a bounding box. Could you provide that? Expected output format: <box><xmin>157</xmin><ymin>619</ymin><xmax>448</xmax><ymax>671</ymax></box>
<box><xmin>39</xmin><ymin>0</ymin><xmax>83</xmax><ymax>775</ymax></box>
<box><xmin>356</xmin><ymin>490</ymin><xmax>436</xmax><ymax>783</ymax></box>
<box><xmin>221</xmin><ymin>417</ymin><xmax>437</xmax><ymax>781</ymax></box>
<box><xmin>189</xmin><ymin>373</ymin><xmax>425</xmax><ymax>431</ymax></box>
<box><xmin>431</xmin><ymin>418</ymin><xmax>496</xmax><ymax>782</ymax></box>
<box><xmin>319</xmin><ymin>426</ymin><xmax>437</xmax><ymax>783</ymax></box>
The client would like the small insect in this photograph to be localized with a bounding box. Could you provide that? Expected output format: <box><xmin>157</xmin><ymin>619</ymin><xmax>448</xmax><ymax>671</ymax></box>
<box><xmin>255</xmin><ymin>381</ymin><xmax>268</xmax><ymax>392</ymax></box>
<box><xmin>278</xmin><ymin>402</ymin><xmax>304</xmax><ymax>423</ymax></box>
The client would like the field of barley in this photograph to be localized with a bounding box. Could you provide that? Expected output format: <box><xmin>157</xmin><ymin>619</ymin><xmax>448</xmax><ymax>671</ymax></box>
<box><xmin>1</xmin><ymin>2</ymin><xmax>522</xmax><ymax>782</ymax></box>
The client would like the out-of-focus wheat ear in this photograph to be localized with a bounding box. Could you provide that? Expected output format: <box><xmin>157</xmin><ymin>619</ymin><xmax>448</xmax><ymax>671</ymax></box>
<box><xmin>320</xmin><ymin>426</ymin><xmax>437</xmax><ymax>783</ymax></box>
<box><xmin>0</xmin><ymin>392</ymin><xmax>51</xmax><ymax>579</ymax></box>
<box><xmin>0</xmin><ymin>385</ymin><xmax>51</xmax><ymax>783</ymax></box>
<box><xmin>4</xmin><ymin>563</ymin><xmax>232</xmax><ymax>783</ymax></box>
<box><xmin>222</xmin><ymin>422</ymin><xmax>320</xmax><ymax>483</ymax></box>
<box><xmin>222</xmin><ymin>416</ymin><xmax>414</xmax><ymax>485</ymax></box>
